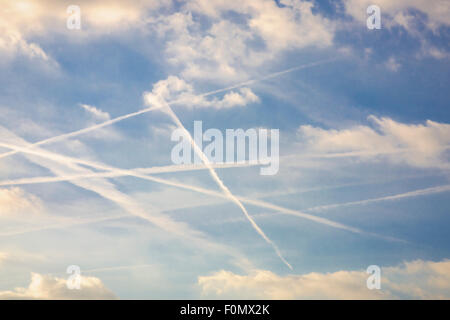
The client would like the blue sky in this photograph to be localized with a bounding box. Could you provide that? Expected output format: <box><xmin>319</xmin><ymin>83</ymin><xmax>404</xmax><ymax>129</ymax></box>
<box><xmin>0</xmin><ymin>0</ymin><xmax>449</xmax><ymax>299</ymax></box>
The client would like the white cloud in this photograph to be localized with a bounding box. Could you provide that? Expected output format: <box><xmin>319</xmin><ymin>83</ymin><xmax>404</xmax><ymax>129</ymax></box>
<box><xmin>80</xmin><ymin>104</ymin><xmax>111</xmax><ymax>121</ymax></box>
<box><xmin>143</xmin><ymin>76</ymin><xmax>260</xmax><ymax>109</ymax></box>
<box><xmin>198</xmin><ymin>259</ymin><xmax>450</xmax><ymax>299</ymax></box>
<box><xmin>155</xmin><ymin>0</ymin><xmax>334</xmax><ymax>81</ymax></box>
<box><xmin>0</xmin><ymin>0</ymin><xmax>166</xmax><ymax>33</ymax></box>
<box><xmin>0</xmin><ymin>187</ymin><xmax>43</xmax><ymax>216</ymax></box>
<box><xmin>0</xmin><ymin>0</ymin><xmax>169</xmax><ymax>63</ymax></box>
<box><xmin>343</xmin><ymin>0</ymin><xmax>450</xmax><ymax>60</ymax></box>
<box><xmin>0</xmin><ymin>273</ymin><xmax>117</xmax><ymax>299</ymax></box>
<box><xmin>0</xmin><ymin>22</ymin><xmax>50</xmax><ymax>62</ymax></box>
<box><xmin>296</xmin><ymin>116</ymin><xmax>450</xmax><ymax>169</ymax></box>
<box><xmin>77</xmin><ymin>104</ymin><xmax>125</xmax><ymax>141</ymax></box>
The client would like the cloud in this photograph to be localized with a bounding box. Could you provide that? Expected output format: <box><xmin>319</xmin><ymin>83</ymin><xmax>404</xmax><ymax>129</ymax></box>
<box><xmin>143</xmin><ymin>76</ymin><xmax>260</xmax><ymax>109</ymax></box>
<box><xmin>80</xmin><ymin>104</ymin><xmax>111</xmax><ymax>121</ymax></box>
<box><xmin>0</xmin><ymin>0</ymin><xmax>166</xmax><ymax>34</ymax></box>
<box><xmin>297</xmin><ymin>116</ymin><xmax>450</xmax><ymax>169</ymax></box>
<box><xmin>0</xmin><ymin>0</ymin><xmax>169</xmax><ymax>63</ymax></box>
<box><xmin>198</xmin><ymin>259</ymin><xmax>450</xmax><ymax>299</ymax></box>
<box><xmin>0</xmin><ymin>187</ymin><xmax>42</xmax><ymax>216</ymax></box>
<box><xmin>78</xmin><ymin>104</ymin><xmax>122</xmax><ymax>141</ymax></box>
<box><xmin>0</xmin><ymin>21</ymin><xmax>50</xmax><ymax>63</ymax></box>
<box><xmin>342</xmin><ymin>0</ymin><xmax>450</xmax><ymax>60</ymax></box>
<box><xmin>0</xmin><ymin>273</ymin><xmax>117</xmax><ymax>299</ymax></box>
<box><xmin>154</xmin><ymin>0</ymin><xmax>335</xmax><ymax>81</ymax></box>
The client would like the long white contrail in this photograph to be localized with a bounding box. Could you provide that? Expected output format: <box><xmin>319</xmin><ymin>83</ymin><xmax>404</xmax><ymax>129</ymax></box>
<box><xmin>0</xmin><ymin>141</ymin><xmax>401</xmax><ymax>243</ymax></box>
<box><xmin>0</xmin><ymin>161</ymin><xmax>260</xmax><ymax>187</ymax></box>
<box><xmin>156</xmin><ymin>96</ymin><xmax>292</xmax><ymax>269</ymax></box>
<box><xmin>0</xmin><ymin>58</ymin><xmax>337</xmax><ymax>161</ymax></box>
<box><xmin>304</xmin><ymin>184</ymin><xmax>450</xmax><ymax>212</ymax></box>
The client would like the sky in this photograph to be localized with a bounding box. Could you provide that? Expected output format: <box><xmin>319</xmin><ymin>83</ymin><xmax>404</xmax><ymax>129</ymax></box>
<box><xmin>0</xmin><ymin>0</ymin><xmax>449</xmax><ymax>299</ymax></box>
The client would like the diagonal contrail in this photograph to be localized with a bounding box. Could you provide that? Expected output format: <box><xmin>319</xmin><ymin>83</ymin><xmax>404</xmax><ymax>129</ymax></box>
<box><xmin>156</xmin><ymin>96</ymin><xmax>293</xmax><ymax>269</ymax></box>
<box><xmin>0</xmin><ymin>141</ymin><xmax>402</xmax><ymax>243</ymax></box>
<box><xmin>303</xmin><ymin>184</ymin><xmax>450</xmax><ymax>212</ymax></box>
<box><xmin>0</xmin><ymin>58</ymin><xmax>337</xmax><ymax>161</ymax></box>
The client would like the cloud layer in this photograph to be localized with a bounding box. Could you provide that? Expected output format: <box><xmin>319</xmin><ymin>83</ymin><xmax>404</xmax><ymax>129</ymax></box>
<box><xmin>0</xmin><ymin>273</ymin><xmax>116</xmax><ymax>299</ymax></box>
<box><xmin>199</xmin><ymin>259</ymin><xmax>450</xmax><ymax>299</ymax></box>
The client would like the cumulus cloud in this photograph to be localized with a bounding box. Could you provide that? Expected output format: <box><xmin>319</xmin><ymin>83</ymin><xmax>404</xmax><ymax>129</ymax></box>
<box><xmin>154</xmin><ymin>0</ymin><xmax>335</xmax><ymax>81</ymax></box>
<box><xmin>0</xmin><ymin>187</ymin><xmax>43</xmax><ymax>216</ymax></box>
<box><xmin>0</xmin><ymin>0</ymin><xmax>336</xmax><ymax>76</ymax></box>
<box><xmin>0</xmin><ymin>273</ymin><xmax>117</xmax><ymax>300</ymax></box>
<box><xmin>198</xmin><ymin>259</ymin><xmax>450</xmax><ymax>299</ymax></box>
<box><xmin>296</xmin><ymin>116</ymin><xmax>450</xmax><ymax>169</ymax></box>
<box><xmin>143</xmin><ymin>76</ymin><xmax>260</xmax><ymax>109</ymax></box>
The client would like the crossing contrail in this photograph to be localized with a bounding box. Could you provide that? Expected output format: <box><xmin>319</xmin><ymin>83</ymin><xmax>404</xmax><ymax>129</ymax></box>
<box><xmin>0</xmin><ymin>58</ymin><xmax>337</xmax><ymax>161</ymax></box>
<box><xmin>0</xmin><ymin>141</ymin><xmax>402</xmax><ymax>243</ymax></box>
<box><xmin>156</xmin><ymin>96</ymin><xmax>293</xmax><ymax>269</ymax></box>
<box><xmin>0</xmin><ymin>139</ymin><xmax>252</xmax><ymax>270</ymax></box>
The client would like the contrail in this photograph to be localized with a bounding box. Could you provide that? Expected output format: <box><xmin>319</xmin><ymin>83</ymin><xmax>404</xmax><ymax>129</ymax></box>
<box><xmin>304</xmin><ymin>184</ymin><xmax>450</xmax><ymax>212</ymax></box>
<box><xmin>0</xmin><ymin>58</ymin><xmax>337</xmax><ymax>161</ymax></box>
<box><xmin>156</xmin><ymin>96</ymin><xmax>292</xmax><ymax>270</ymax></box>
<box><xmin>0</xmin><ymin>141</ymin><xmax>401</xmax><ymax>243</ymax></box>
<box><xmin>0</xmin><ymin>104</ymin><xmax>161</xmax><ymax>160</ymax></box>
<box><xmin>0</xmin><ymin>161</ymin><xmax>260</xmax><ymax>187</ymax></box>
<box><xmin>0</xmin><ymin>214</ymin><xmax>130</xmax><ymax>237</ymax></box>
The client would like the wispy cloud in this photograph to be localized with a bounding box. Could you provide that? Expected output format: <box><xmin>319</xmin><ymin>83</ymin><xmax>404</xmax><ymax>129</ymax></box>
<box><xmin>0</xmin><ymin>187</ymin><xmax>43</xmax><ymax>216</ymax></box>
